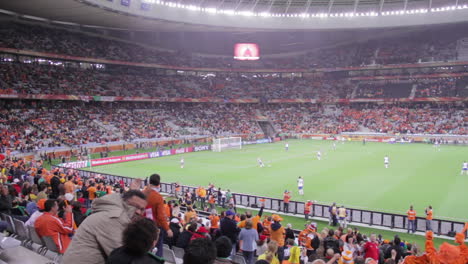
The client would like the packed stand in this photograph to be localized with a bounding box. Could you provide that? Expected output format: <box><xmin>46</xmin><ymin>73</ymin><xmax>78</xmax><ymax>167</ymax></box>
<box><xmin>1</xmin><ymin>100</ymin><xmax>467</xmax><ymax>154</ymax></box>
<box><xmin>414</xmin><ymin>78</ymin><xmax>458</xmax><ymax>98</ymax></box>
<box><xmin>0</xmin><ymin>21</ymin><xmax>465</xmax><ymax>69</ymax></box>
<box><xmin>341</xmin><ymin>103</ymin><xmax>467</xmax><ymax>134</ymax></box>
<box><xmin>354</xmin><ymin>81</ymin><xmax>413</xmax><ymax>99</ymax></box>
<box><xmin>2</xmin><ymin>162</ymin><xmax>468</xmax><ymax>264</ymax></box>
<box><xmin>0</xmin><ymin>62</ymin><xmax>357</xmax><ymax>100</ymax></box>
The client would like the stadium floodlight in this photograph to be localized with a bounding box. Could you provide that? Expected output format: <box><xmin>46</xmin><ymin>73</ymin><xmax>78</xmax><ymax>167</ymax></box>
<box><xmin>206</xmin><ymin>8</ymin><xmax>217</xmax><ymax>14</ymax></box>
<box><xmin>212</xmin><ymin>137</ymin><xmax>242</xmax><ymax>152</ymax></box>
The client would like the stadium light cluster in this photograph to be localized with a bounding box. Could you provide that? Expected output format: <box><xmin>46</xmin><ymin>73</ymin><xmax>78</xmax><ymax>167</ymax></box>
<box><xmin>145</xmin><ymin>1</ymin><xmax>468</xmax><ymax>19</ymax></box>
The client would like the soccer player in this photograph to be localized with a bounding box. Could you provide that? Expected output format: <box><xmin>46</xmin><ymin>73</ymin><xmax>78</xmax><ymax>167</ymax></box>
<box><xmin>462</xmin><ymin>161</ymin><xmax>467</xmax><ymax>175</ymax></box>
<box><xmin>332</xmin><ymin>142</ymin><xmax>336</xmax><ymax>151</ymax></box>
<box><xmin>257</xmin><ymin>157</ymin><xmax>265</xmax><ymax>168</ymax></box>
<box><xmin>285</xmin><ymin>143</ymin><xmax>289</xmax><ymax>151</ymax></box>
<box><xmin>384</xmin><ymin>155</ymin><xmax>389</xmax><ymax>169</ymax></box>
<box><xmin>317</xmin><ymin>151</ymin><xmax>321</xmax><ymax>161</ymax></box>
<box><xmin>297</xmin><ymin>176</ymin><xmax>304</xmax><ymax>195</ymax></box>
<box><xmin>180</xmin><ymin>158</ymin><xmax>184</xmax><ymax>169</ymax></box>
<box><xmin>434</xmin><ymin>140</ymin><xmax>440</xmax><ymax>151</ymax></box>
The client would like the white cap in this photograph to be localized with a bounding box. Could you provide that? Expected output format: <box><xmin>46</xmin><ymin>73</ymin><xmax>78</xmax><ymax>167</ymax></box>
<box><xmin>64</xmin><ymin>193</ymin><xmax>74</xmax><ymax>201</ymax></box>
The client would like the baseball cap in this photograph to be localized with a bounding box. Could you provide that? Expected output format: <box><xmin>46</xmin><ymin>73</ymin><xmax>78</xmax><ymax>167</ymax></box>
<box><xmin>225</xmin><ymin>210</ymin><xmax>235</xmax><ymax>216</ymax></box>
<box><xmin>37</xmin><ymin>199</ymin><xmax>47</xmax><ymax>210</ymax></box>
<box><xmin>170</xmin><ymin>218</ymin><xmax>180</xmax><ymax>224</ymax></box>
<box><xmin>197</xmin><ymin>226</ymin><xmax>208</xmax><ymax>233</ymax></box>
<box><xmin>272</xmin><ymin>214</ymin><xmax>283</xmax><ymax>222</ymax></box>
<box><xmin>64</xmin><ymin>193</ymin><xmax>74</xmax><ymax>202</ymax></box>
<box><xmin>308</xmin><ymin>222</ymin><xmax>317</xmax><ymax>231</ymax></box>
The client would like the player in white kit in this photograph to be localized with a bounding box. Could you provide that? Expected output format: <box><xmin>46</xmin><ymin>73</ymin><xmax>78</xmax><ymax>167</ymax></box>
<box><xmin>317</xmin><ymin>151</ymin><xmax>322</xmax><ymax>161</ymax></box>
<box><xmin>462</xmin><ymin>161</ymin><xmax>467</xmax><ymax>175</ymax></box>
<box><xmin>180</xmin><ymin>158</ymin><xmax>184</xmax><ymax>168</ymax></box>
<box><xmin>297</xmin><ymin>176</ymin><xmax>304</xmax><ymax>195</ymax></box>
<box><xmin>285</xmin><ymin>143</ymin><xmax>289</xmax><ymax>151</ymax></box>
<box><xmin>257</xmin><ymin>157</ymin><xmax>265</xmax><ymax>168</ymax></box>
<box><xmin>333</xmin><ymin>142</ymin><xmax>336</xmax><ymax>150</ymax></box>
<box><xmin>384</xmin><ymin>155</ymin><xmax>389</xmax><ymax>169</ymax></box>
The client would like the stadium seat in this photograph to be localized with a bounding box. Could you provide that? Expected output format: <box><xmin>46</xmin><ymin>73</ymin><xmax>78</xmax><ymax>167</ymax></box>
<box><xmin>232</xmin><ymin>254</ymin><xmax>247</xmax><ymax>264</ymax></box>
<box><xmin>3</xmin><ymin>215</ymin><xmax>17</xmax><ymax>238</ymax></box>
<box><xmin>172</xmin><ymin>246</ymin><xmax>185</xmax><ymax>260</ymax></box>
<box><xmin>162</xmin><ymin>247</ymin><xmax>182</xmax><ymax>264</ymax></box>
<box><xmin>26</xmin><ymin>226</ymin><xmax>47</xmax><ymax>256</ymax></box>
<box><xmin>12</xmin><ymin>219</ymin><xmax>30</xmax><ymax>246</ymax></box>
<box><xmin>42</xmin><ymin>236</ymin><xmax>62</xmax><ymax>263</ymax></box>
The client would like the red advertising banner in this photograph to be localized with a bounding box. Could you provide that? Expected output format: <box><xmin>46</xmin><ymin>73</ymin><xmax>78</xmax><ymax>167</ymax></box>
<box><xmin>91</xmin><ymin>156</ymin><xmax>125</xmax><ymax>166</ymax></box>
<box><xmin>89</xmin><ymin>147</ymin><xmax>196</xmax><ymax>167</ymax></box>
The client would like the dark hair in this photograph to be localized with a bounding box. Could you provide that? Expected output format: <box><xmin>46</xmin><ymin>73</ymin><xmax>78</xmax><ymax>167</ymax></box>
<box><xmin>44</xmin><ymin>199</ymin><xmax>57</xmax><ymax>212</ymax></box>
<box><xmin>328</xmin><ymin>229</ymin><xmax>335</xmax><ymax>237</ymax></box>
<box><xmin>122</xmin><ymin>190</ymin><xmax>146</xmax><ymax>201</ymax></box>
<box><xmin>72</xmin><ymin>201</ymin><xmax>82</xmax><ymax>211</ymax></box>
<box><xmin>214</xmin><ymin>236</ymin><xmax>232</xmax><ymax>258</ymax></box>
<box><xmin>188</xmin><ymin>222</ymin><xmax>198</xmax><ymax>232</ymax></box>
<box><xmin>393</xmin><ymin>235</ymin><xmax>401</xmax><ymax>246</ymax></box>
<box><xmin>123</xmin><ymin>218</ymin><xmax>159</xmax><ymax>256</ymax></box>
<box><xmin>149</xmin><ymin>174</ymin><xmax>161</xmax><ymax>186</ymax></box>
<box><xmin>38</xmin><ymin>183</ymin><xmax>47</xmax><ymax>192</ymax></box>
<box><xmin>183</xmin><ymin>238</ymin><xmax>216</xmax><ymax>264</ymax></box>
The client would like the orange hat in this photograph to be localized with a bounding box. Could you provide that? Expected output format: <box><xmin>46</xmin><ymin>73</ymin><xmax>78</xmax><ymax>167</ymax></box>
<box><xmin>272</xmin><ymin>214</ymin><xmax>283</xmax><ymax>222</ymax></box>
<box><xmin>37</xmin><ymin>199</ymin><xmax>46</xmax><ymax>210</ymax></box>
<box><xmin>338</xmin><ymin>250</ymin><xmax>354</xmax><ymax>264</ymax></box>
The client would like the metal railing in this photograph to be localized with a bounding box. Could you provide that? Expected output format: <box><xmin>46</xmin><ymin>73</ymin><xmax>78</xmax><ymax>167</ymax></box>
<box><xmin>54</xmin><ymin>165</ymin><xmax>466</xmax><ymax>237</ymax></box>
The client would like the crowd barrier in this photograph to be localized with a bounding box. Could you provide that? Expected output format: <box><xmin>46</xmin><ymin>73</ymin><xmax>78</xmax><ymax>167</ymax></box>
<box><xmin>52</xmin><ymin>165</ymin><xmax>467</xmax><ymax>237</ymax></box>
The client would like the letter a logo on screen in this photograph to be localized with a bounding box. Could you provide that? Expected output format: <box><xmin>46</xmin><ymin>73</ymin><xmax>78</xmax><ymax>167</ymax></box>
<box><xmin>234</xmin><ymin>43</ymin><xmax>260</xmax><ymax>60</ymax></box>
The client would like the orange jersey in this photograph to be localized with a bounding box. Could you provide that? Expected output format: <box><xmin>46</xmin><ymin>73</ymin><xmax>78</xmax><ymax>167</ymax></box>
<box><xmin>269</xmin><ymin>225</ymin><xmax>286</xmax><ymax>247</ymax></box>
<box><xmin>238</xmin><ymin>215</ymin><xmax>261</xmax><ymax>230</ymax></box>
<box><xmin>234</xmin><ymin>215</ymin><xmax>240</xmax><ymax>222</ymax></box>
<box><xmin>144</xmin><ymin>188</ymin><xmax>170</xmax><ymax>231</ymax></box>
<box><xmin>164</xmin><ymin>204</ymin><xmax>171</xmax><ymax>218</ymax></box>
<box><xmin>283</xmin><ymin>193</ymin><xmax>291</xmax><ymax>203</ymax></box>
<box><xmin>407</xmin><ymin>210</ymin><xmax>416</xmax><ymax>220</ymax></box>
<box><xmin>426</xmin><ymin>209</ymin><xmax>433</xmax><ymax>220</ymax></box>
<box><xmin>87</xmin><ymin>187</ymin><xmax>97</xmax><ymax>200</ymax></box>
<box><xmin>209</xmin><ymin>215</ymin><xmax>220</xmax><ymax>229</ymax></box>
<box><xmin>298</xmin><ymin>230</ymin><xmax>315</xmax><ymax>250</ymax></box>
<box><xmin>35</xmin><ymin>212</ymin><xmax>73</xmax><ymax>254</ymax></box>
<box><xmin>184</xmin><ymin>211</ymin><xmax>197</xmax><ymax>223</ymax></box>
<box><xmin>208</xmin><ymin>197</ymin><xmax>215</xmax><ymax>204</ymax></box>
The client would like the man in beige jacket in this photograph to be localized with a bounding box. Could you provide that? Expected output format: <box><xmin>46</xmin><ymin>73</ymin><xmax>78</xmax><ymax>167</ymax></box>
<box><xmin>62</xmin><ymin>189</ymin><xmax>147</xmax><ymax>263</ymax></box>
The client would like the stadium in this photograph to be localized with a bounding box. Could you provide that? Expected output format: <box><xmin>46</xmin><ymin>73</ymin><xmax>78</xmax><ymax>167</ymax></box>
<box><xmin>0</xmin><ymin>0</ymin><xmax>467</xmax><ymax>263</ymax></box>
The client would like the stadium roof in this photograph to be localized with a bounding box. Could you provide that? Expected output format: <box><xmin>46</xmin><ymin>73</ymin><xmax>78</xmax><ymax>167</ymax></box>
<box><xmin>1</xmin><ymin>0</ymin><xmax>468</xmax><ymax>31</ymax></box>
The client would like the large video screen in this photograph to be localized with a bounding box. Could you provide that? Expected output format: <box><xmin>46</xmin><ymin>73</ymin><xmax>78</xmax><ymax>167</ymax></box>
<box><xmin>234</xmin><ymin>43</ymin><xmax>260</xmax><ymax>61</ymax></box>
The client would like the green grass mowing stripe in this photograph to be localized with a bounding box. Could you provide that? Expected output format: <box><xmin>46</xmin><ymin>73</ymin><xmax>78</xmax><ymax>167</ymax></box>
<box><xmin>84</xmin><ymin>140</ymin><xmax>468</xmax><ymax>220</ymax></box>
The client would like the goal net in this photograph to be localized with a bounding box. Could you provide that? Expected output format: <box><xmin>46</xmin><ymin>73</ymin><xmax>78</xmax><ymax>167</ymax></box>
<box><xmin>212</xmin><ymin>137</ymin><xmax>242</xmax><ymax>152</ymax></box>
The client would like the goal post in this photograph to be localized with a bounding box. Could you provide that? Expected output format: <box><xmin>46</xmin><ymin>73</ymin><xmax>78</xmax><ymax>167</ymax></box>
<box><xmin>212</xmin><ymin>137</ymin><xmax>242</xmax><ymax>152</ymax></box>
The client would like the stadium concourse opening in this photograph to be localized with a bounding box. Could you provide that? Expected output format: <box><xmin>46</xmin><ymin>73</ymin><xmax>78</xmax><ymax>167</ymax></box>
<box><xmin>0</xmin><ymin>3</ymin><xmax>467</xmax><ymax>264</ymax></box>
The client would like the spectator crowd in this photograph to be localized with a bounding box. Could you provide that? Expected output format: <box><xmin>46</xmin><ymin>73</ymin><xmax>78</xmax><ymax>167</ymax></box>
<box><xmin>0</xmin><ymin>158</ymin><xmax>467</xmax><ymax>264</ymax></box>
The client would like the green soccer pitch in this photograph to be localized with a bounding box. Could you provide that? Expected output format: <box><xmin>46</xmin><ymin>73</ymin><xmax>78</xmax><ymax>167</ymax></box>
<box><xmin>85</xmin><ymin>140</ymin><xmax>468</xmax><ymax>221</ymax></box>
